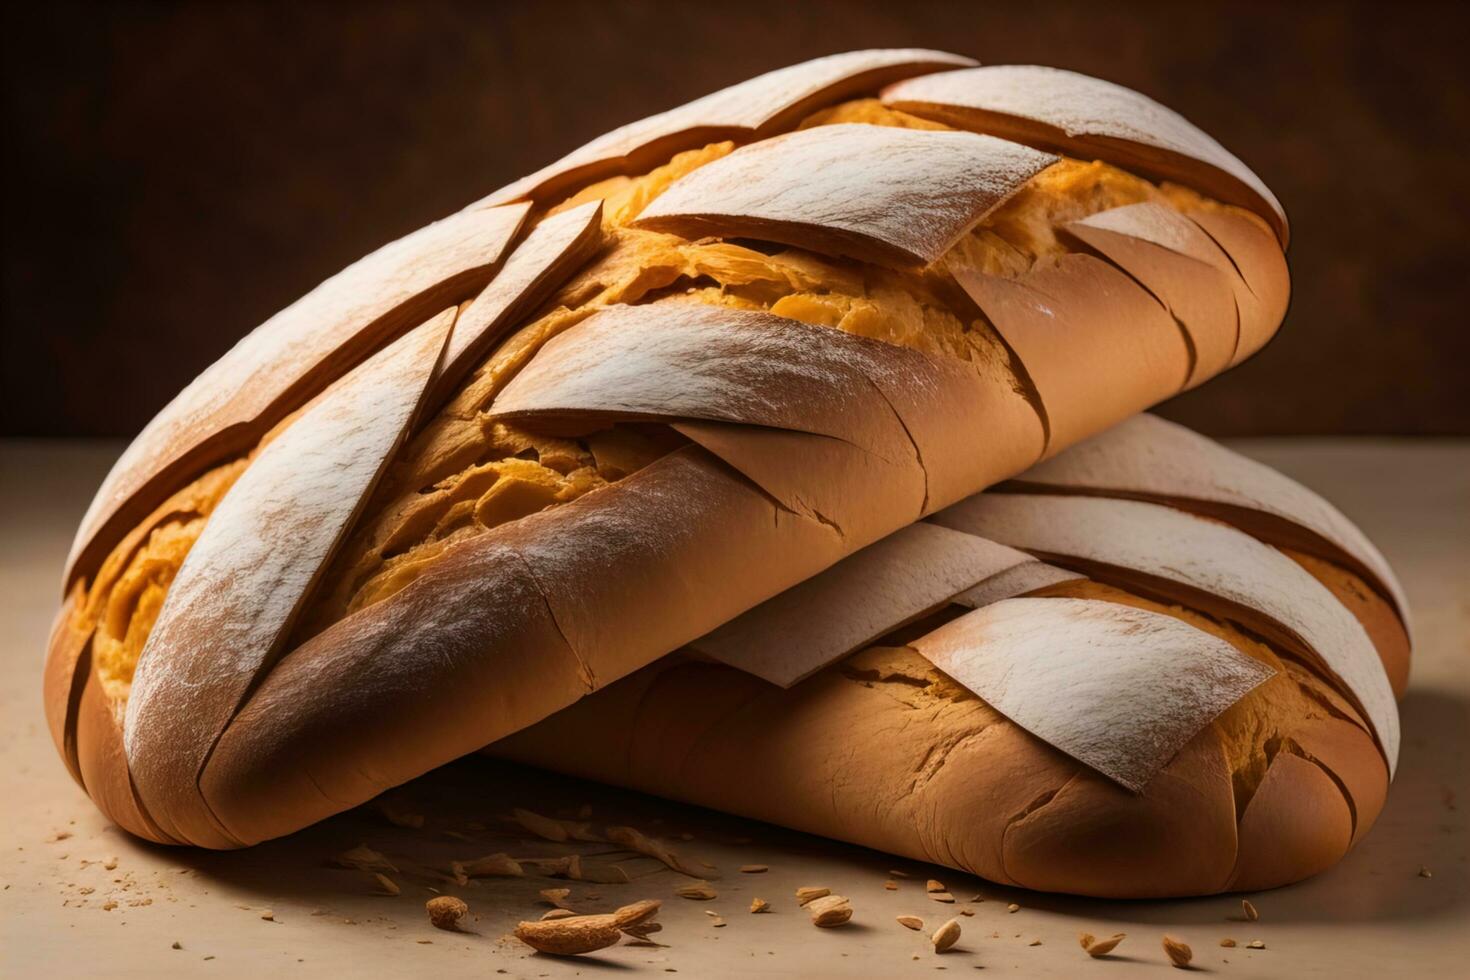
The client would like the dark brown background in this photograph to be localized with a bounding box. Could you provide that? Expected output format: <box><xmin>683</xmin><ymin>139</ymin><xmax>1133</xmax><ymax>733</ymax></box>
<box><xmin>4</xmin><ymin>0</ymin><xmax>1468</xmax><ymax>438</ymax></box>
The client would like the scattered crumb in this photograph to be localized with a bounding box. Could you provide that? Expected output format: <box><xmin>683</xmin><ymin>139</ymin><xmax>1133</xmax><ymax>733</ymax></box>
<box><xmin>1247</xmin><ymin>940</ymin><xmax>1266</xmax><ymax>950</ymax></box>
<box><xmin>897</xmin><ymin>915</ymin><xmax>924</xmax><ymax>931</ymax></box>
<box><xmin>1007</xmin><ymin>903</ymin><xmax>1020</xmax><ymax>913</ymax></box>
<box><xmin>1220</xmin><ymin>938</ymin><xmax>1237</xmax><ymax>947</ymax></box>
<box><xmin>371</xmin><ymin>873</ymin><xmax>400</xmax><ymax>897</ymax></box>
<box><xmin>750</xmin><ymin>898</ymin><xmax>770</xmax><ymax>913</ymax></box>
<box><xmin>807</xmin><ymin>894</ymin><xmax>852</xmax><ymax>928</ymax></box>
<box><xmin>540</xmin><ymin>887</ymin><xmax>573</xmax><ymax>909</ymax></box>
<box><xmin>47</xmin><ymin>831</ymin><xmax>73</xmax><ymax>843</ymax></box>
<box><xmin>929</xmin><ymin>892</ymin><xmax>955</xmax><ymax>904</ymax></box>
<box><xmin>1242</xmin><ymin>898</ymin><xmax>1259</xmax><ymax>921</ymax></box>
<box><xmin>1079</xmin><ymin>932</ymin><xmax>1125</xmax><ymax>958</ymax></box>
<box><xmin>1029</xmin><ymin>938</ymin><xmax>1043</xmax><ymax>947</ymax></box>
<box><xmin>426</xmin><ymin>896</ymin><xmax>469</xmax><ymax>931</ymax></box>
<box><xmin>888</xmin><ymin>869</ymin><xmax>909</xmax><ymax>878</ymax></box>
<box><xmin>259</xmin><ymin>910</ymin><xmax>275</xmax><ymax>921</ymax></box>
<box><xmin>1419</xmin><ymin>866</ymin><xmax>1433</xmax><ymax>878</ymax></box>
<box><xmin>959</xmin><ymin>908</ymin><xmax>974</xmax><ymax>917</ymax></box>
<box><xmin>795</xmin><ymin>886</ymin><xmax>830</xmax><ymax>906</ymax></box>
<box><xmin>926</xmin><ymin>879</ymin><xmax>946</xmax><ymax>893</ymax></box>
<box><xmin>740</xmin><ymin>864</ymin><xmax>769</xmax><ymax>874</ymax></box>
<box><xmin>541</xmin><ymin>908</ymin><xmax>576</xmax><ymax>921</ymax></box>
<box><xmin>171</xmin><ymin>942</ymin><xmax>182</xmax><ymax>950</ymax></box>
<box><xmin>932</xmin><ymin>918</ymin><xmax>961</xmax><ymax>953</ymax></box>
<box><xmin>676</xmin><ymin>882</ymin><xmax>717</xmax><ymax>900</ymax></box>
<box><xmin>883</xmin><ymin>880</ymin><xmax>898</xmax><ymax>891</ymax></box>
<box><xmin>103</xmin><ymin>857</ymin><xmax>119</xmax><ymax>871</ymax></box>
<box><xmin>1163</xmin><ymin>935</ymin><xmax>1192</xmax><ymax>968</ymax></box>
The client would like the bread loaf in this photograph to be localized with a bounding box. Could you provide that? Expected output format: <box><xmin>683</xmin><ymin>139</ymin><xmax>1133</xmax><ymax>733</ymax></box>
<box><xmin>492</xmin><ymin>416</ymin><xmax>1406</xmax><ymax>897</ymax></box>
<box><xmin>44</xmin><ymin>51</ymin><xmax>1290</xmax><ymax>849</ymax></box>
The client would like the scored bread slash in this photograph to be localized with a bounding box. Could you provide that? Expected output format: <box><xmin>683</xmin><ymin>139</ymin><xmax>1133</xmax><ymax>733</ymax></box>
<box><xmin>676</xmin><ymin>882</ymin><xmax>718</xmax><ymax>900</ymax></box>
<box><xmin>795</xmin><ymin>886</ymin><xmax>831</xmax><ymax>906</ymax></box>
<box><xmin>1162</xmin><ymin>935</ymin><xmax>1193</xmax><ymax>968</ymax></box>
<box><xmin>123</xmin><ymin>309</ymin><xmax>456</xmax><ymax>848</ymax></box>
<box><xmin>807</xmin><ymin>895</ymin><xmax>853</xmax><ymax>927</ymax></box>
<box><xmin>897</xmin><ymin>915</ymin><xmax>924</xmax><ymax>931</ymax></box>
<box><xmin>931</xmin><ymin>918</ymin><xmax>961</xmax><ymax>952</ymax></box>
<box><xmin>635</xmin><ymin>124</ymin><xmax>1057</xmax><ymax>267</ymax></box>
<box><xmin>425</xmin><ymin>896</ymin><xmax>469</xmax><ymax>931</ymax></box>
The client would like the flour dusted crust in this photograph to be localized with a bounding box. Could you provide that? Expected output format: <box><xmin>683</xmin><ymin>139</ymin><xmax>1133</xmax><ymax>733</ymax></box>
<box><xmin>882</xmin><ymin>65</ymin><xmax>1289</xmax><ymax>245</ymax></box>
<box><xmin>43</xmin><ymin>51</ymin><xmax>1310</xmax><ymax>872</ymax></box>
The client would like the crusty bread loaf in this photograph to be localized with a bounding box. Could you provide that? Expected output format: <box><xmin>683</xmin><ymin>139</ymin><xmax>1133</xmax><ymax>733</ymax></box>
<box><xmin>492</xmin><ymin>416</ymin><xmax>1407</xmax><ymax>898</ymax></box>
<box><xmin>44</xmin><ymin>52</ymin><xmax>1293</xmax><ymax>850</ymax></box>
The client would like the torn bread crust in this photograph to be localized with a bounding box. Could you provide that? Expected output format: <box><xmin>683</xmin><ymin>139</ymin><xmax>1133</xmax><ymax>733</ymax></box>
<box><xmin>45</xmin><ymin>51</ymin><xmax>1297</xmax><ymax>850</ymax></box>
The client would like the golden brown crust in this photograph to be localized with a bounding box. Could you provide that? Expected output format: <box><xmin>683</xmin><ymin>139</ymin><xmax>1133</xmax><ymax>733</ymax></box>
<box><xmin>43</xmin><ymin>52</ymin><xmax>1302</xmax><ymax>862</ymax></box>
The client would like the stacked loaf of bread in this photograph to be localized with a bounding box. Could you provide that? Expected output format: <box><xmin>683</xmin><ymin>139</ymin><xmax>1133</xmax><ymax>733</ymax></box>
<box><xmin>494</xmin><ymin>415</ymin><xmax>1407</xmax><ymax>897</ymax></box>
<box><xmin>44</xmin><ymin>50</ymin><xmax>1340</xmax><ymax>892</ymax></box>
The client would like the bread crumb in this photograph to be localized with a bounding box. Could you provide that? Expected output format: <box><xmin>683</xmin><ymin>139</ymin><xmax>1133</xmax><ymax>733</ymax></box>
<box><xmin>1247</xmin><ymin>939</ymin><xmax>1266</xmax><ymax>949</ymax></box>
<box><xmin>1029</xmin><ymin>938</ymin><xmax>1042</xmax><ymax>947</ymax></box>
<box><xmin>883</xmin><ymin>880</ymin><xmax>898</xmax><ymax>891</ymax></box>
<box><xmin>426</xmin><ymin>896</ymin><xmax>469</xmax><ymax>931</ymax></box>
<box><xmin>1007</xmin><ymin>903</ymin><xmax>1020</xmax><ymax>913</ymax></box>
<box><xmin>740</xmin><ymin>864</ymin><xmax>768</xmax><ymax>874</ymax></box>
<box><xmin>540</xmin><ymin>887</ymin><xmax>573</xmax><ymax>909</ymax></box>
<box><xmin>929</xmin><ymin>892</ymin><xmax>955</xmax><ymax>903</ymax></box>
<box><xmin>1220</xmin><ymin>938</ymin><xmax>1237</xmax><ymax>947</ymax></box>
<box><xmin>1419</xmin><ymin>865</ymin><xmax>1433</xmax><ymax>878</ymax></box>
<box><xmin>795</xmin><ymin>886</ymin><xmax>830</xmax><ymax>906</ymax></box>
<box><xmin>926</xmin><ymin>879</ymin><xmax>946</xmax><ymax>893</ymax></box>
<box><xmin>259</xmin><ymin>910</ymin><xmax>275</xmax><ymax>921</ymax></box>
<box><xmin>932</xmin><ymin>918</ymin><xmax>961</xmax><ymax>952</ymax></box>
<box><xmin>1242</xmin><ymin>898</ymin><xmax>1259</xmax><ymax>921</ymax></box>
<box><xmin>897</xmin><ymin>915</ymin><xmax>924</xmax><ymax>930</ymax></box>
<box><xmin>1163</xmin><ymin>935</ymin><xmax>1192</xmax><ymax>968</ymax></box>
<box><xmin>676</xmin><ymin>882</ymin><xmax>717</xmax><ymax>900</ymax></box>
<box><xmin>541</xmin><ymin>908</ymin><xmax>576</xmax><ymax>920</ymax></box>
<box><xmin>171</xmin><ymin>942</ymin><xmax>182</xmax><ymax>950</ymax></box>
<box><xmin>750</xmin><ymin>898</ymin><xmax>770</xmax><ymax>913</ymax></box>
<box><xmin>372</xmin><ymin>873</ymin><xmax>400</xmax><ymax>896</ymax></box>
<box><xmin>1079</xmin><ymin>932</ymin><xmax>1125</xmax><ymax>957</ymax></box>
<box><xmin>807</xmin><ymin>894</ymin><xmax>852</xmax><ymax>927</ymax></box>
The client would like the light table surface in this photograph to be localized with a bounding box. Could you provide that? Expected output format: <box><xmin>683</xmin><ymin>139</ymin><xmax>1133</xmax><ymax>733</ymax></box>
<box><xmin>2</xmin><ymin>439</ymin><xmax>1466</xmax><ymax>978</ymax></box>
